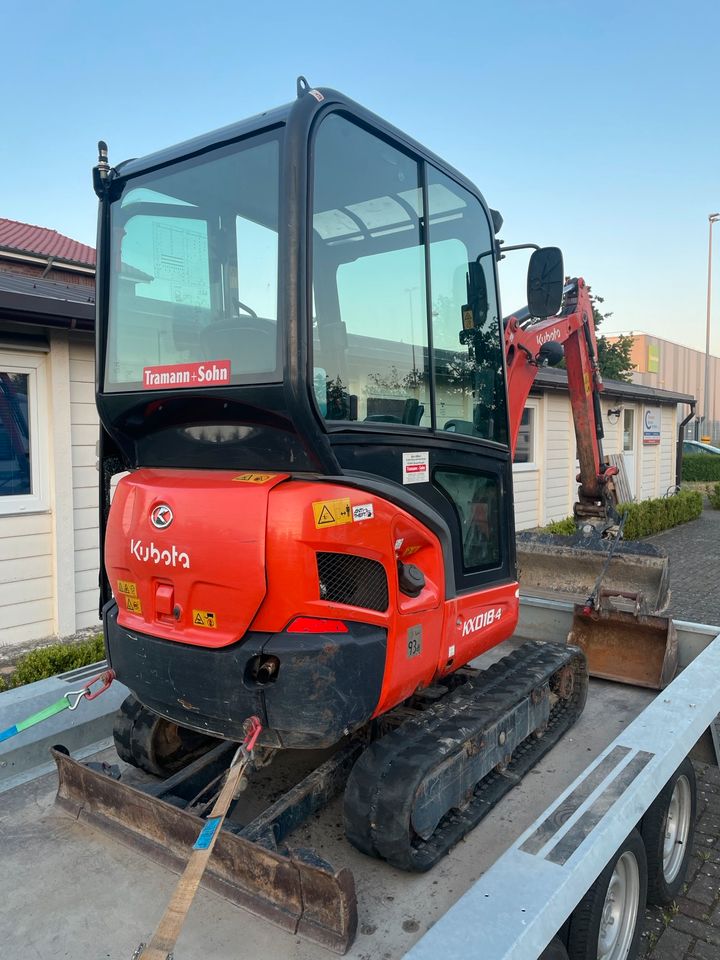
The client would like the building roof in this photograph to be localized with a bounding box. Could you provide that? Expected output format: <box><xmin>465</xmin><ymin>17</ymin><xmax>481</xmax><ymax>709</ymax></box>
<box><xmin>0</xmin><ymin>218</ymin><xmax>95</xmax><ymax>267</ymax></box>
<box><xmin>0</xmin><ymin>271</ymin><xmax>94</xmax><ymax>330</ymax></box>
<box><xmin>532</xmin><ymin>366</ymin><xmax>695</xmax><ymax>406</ymax></box>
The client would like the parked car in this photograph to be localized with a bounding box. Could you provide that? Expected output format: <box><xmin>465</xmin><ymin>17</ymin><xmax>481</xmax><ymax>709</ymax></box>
<box><xmin>683</xmin><ymin>439</ymin><xmax>720</xmax><ymax>455</ymax></box>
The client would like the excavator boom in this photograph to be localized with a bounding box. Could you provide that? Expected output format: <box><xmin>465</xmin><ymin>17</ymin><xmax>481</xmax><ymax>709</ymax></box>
<box><xmin>504</xmin><ymin>272</ymin><xmax>674</xmax><ymax>687</ymax></box>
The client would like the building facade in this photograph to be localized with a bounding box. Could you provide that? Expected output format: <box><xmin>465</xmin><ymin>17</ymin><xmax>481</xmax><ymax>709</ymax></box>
<box><xmin>609</xmin><ymin>333</ymin><xmax>718</xmax><ymax>444</ymax></box>
<box><xmin>512</xmin><ymin>368</ymin><xmax>693</xmax><ymax>530</ymax></box>
<box><xmin>0</xmin><ymin>220</ymin><xmax>98</xmax><ymax>648</ymax></box>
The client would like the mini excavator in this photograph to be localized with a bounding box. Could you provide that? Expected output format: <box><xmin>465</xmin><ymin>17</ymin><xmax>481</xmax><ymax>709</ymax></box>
<box><xmin>53</xmin><ymin>79</ymin><xmax>673</xmax><ymax>952</ymax></box>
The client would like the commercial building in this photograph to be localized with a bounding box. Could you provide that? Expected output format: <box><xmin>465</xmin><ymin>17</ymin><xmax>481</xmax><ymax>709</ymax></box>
<box><xmin>608</xmin><ymin>333</ymin><xmax>719</xmax><ymax>444</ymax></box>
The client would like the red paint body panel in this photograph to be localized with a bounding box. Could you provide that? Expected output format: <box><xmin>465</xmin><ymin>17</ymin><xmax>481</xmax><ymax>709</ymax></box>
<box><xmin>104</xmin><ymin>470</ymin><xmax>520</xmax><ymax>719</ymax></box>
<box><xmin>105</xmin><ymin>469</ymin><xmax>289</xmax><ymax>648</ymax></box>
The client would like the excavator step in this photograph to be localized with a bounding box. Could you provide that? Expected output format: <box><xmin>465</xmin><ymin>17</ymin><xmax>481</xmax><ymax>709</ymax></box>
<box><xmin>344</xmin><ymin>641</ymin><xmax>588</xmax><ymax>871</ymax></box>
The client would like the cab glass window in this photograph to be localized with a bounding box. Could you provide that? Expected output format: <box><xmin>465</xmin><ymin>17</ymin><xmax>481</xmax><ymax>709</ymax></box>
<box><xmin>312</xmin><ymin>114</ymin><xmax>430</xmax><ymax>426</ymax></box>
<box><xmin>106</xmin><ymin>132</ymin><xmax>281</xmax><ymax>391</ymax></box>
<box><xmin>428</xmin><ymin>169</ymin><xmax>508</xmax><ymax>445</ymax></box>
<box><xmin>435</xmin><ymin>469</ymin><xmax>502</xmax><ymax>570</ymax></box>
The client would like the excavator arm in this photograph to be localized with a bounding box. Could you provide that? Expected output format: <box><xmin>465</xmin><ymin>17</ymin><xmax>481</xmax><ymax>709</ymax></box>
<box><xmin>505</xmin><ymin>277</ymin><xmax>619</xmax><ymax>528</ymax></box>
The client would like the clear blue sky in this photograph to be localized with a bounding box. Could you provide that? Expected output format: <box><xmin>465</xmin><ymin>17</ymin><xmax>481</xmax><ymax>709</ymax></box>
<box><xmin>2</xmin><ymin>0</ymin><xmax>719</xmax><ymax>352</ymax></box>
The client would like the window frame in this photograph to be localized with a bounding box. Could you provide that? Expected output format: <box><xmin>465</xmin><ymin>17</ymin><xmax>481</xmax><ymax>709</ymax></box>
<box><xmin>0</xmin><ymin>350</ymin><xmax>49</xmax><ymax>516</ymax></box>
<box><xmin>512</xmin><ymin>399</ymin><xmax>540</xmax><ymax>472</ymax></box>
<box><xmin>307</xmin><ymin>108</ymin><xmax>509</xmax><ymax>450</ymax></box>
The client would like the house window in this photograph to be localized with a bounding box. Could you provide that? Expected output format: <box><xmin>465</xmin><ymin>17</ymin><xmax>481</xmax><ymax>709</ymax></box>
<box><xmin>0</xmin><ymin>352</ymin><xmax>48</xmax><ymax>515</ymax></box>
<box><xmin>514</xmin><ymin>406</ymin><xmax>536</xmax><ymax>465</ymax></box>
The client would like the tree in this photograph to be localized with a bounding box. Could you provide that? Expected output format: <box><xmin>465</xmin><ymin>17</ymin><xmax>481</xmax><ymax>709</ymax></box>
<box><xmin>589</xmin><ymin>290</ymin><xmax>636</xmax><ymax>383</ymax></box>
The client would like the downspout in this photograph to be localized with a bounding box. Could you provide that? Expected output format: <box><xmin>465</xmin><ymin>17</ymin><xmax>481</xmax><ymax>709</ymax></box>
<box><xmin>676</xmin><ymin>400</ymin><xmax>696</xmax><ymax>487</ymax></box>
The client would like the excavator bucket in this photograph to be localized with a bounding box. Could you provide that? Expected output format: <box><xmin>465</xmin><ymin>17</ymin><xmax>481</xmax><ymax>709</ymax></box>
<box><xmin>517</xmin><ymin>532</ymin><xmax>676</xmax><ymax>689</ymax></box>
<box><xmin>568</xmin><ymin>595</ymin><xmax>678</xmax><ymax>690</ymax></box>
<box><xmin>52</xmin><ymin>747</ymin><xmax>357</xmax><ymax>954</ymax></box>
<box><xmin>516</xmin><ymin>532</ymin><xmax>670</xmax><ymax>615</ymax></box>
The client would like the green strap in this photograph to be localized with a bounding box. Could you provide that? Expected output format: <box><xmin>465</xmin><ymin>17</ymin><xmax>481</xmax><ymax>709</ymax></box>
<box><xmin>15</xmin><ymin>696</ymin><xmax>71</xmax><ymax>732</ymax></box>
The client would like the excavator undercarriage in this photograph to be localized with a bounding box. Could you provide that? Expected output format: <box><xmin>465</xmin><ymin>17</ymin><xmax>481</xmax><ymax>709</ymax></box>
<box><xmin>54</xmin><ymin>640</ymin><xmax>587</xmax><ymax>953</ymax></box>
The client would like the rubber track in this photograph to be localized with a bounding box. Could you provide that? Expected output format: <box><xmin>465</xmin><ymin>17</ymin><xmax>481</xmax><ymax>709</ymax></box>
<box><xmin>344</xmin><ymin>641</ymin><xmax>588</xmax><ymax>871</ymax></box>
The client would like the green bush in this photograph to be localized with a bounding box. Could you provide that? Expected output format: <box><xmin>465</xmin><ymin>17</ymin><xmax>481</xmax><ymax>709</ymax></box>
<box><xmin>2</xmin><ymin>635</ymin><xmax>105</xmax><ymax>690</ymax></box>
<box><xmin>537</xmin><ymin>489</ymin><xmax>703</xmax><ymax>540</ymax></box>
<box><xmin>681</xmin><ymin>454</ymin><xmax>720</xmax><ymax>482</ymax></box>
<box><xmin>709</xmin><ymin>482</ymin><xmax>720</xmax><ymax>510</ymax></box>
<box><xmin>617</xmin><ymin>488</ymin><xmax>703</xmax><ymax>538</ymax></box>
<box><xmin>542</xmin><ymin>517</ymin><xmax>577</xmax><ymax>535</ymax></box>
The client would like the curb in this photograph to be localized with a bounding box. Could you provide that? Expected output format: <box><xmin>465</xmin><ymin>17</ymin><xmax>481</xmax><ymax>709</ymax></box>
<box><xmin>0</xmin><ymin>660</ymin><xmax>128</xmax><ymax>794</ymax></box>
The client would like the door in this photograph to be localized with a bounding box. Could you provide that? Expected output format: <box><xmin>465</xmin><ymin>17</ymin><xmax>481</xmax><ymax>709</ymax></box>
<box><xmin>623</xmin><ymin>408</ymin><xmax>636</xmax><ymax>498</ymax></box>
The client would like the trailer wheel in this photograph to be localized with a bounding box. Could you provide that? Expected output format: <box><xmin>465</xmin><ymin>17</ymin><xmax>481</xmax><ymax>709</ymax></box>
<box><xmin>641</xmin><ymin>756</ymin><xmax>696</xmax><ymax>905</ymax></box>
<box><xmin>567</xmin><ymin>828</ymin><xmax>647</xmax><ymax>960</ymax></box>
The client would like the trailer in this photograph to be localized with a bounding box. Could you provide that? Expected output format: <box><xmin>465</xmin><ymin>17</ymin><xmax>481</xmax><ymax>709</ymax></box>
<box><xmin>1</xmin><ymin>596</ymin><xmax>718</xmax><ymax>960</ymax></box>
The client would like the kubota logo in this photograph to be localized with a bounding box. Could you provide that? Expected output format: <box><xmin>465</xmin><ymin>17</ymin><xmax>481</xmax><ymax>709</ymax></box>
<box><xmin>461</xmin><ymin>607</ymin><xmax>503</xmax><ymax>637</ymax></box>
<box><xmin>130</xmin><ymin>539</ymin><xmax>190</xmax><ymax>569</ymax></box>
<box><xmin>536</xmin><ymin>328</ymin><xmax>562</xmax><ymax>347</ymax></box>
<box><xmin>150</xmin><ymin>504</ymin><xmax>173</xmax><ymax>529</ymax></box>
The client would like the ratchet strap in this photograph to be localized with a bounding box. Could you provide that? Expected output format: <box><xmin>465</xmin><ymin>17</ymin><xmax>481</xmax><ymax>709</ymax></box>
<box><xmin>135</xmin><ymin>716</ymin><xmax>263</xmax><ymax>960</ymax></box>
<box><xmin>0</xmin><ymin>670</ymin><xmax>115</xmax><ymax>744</ymax></box>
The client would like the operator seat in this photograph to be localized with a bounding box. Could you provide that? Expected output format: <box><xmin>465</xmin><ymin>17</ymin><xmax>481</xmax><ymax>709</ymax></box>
<box><xmin>202</xmin><ymin>316</ymin><xmax>276</xmax><ymax>374</ymax></box>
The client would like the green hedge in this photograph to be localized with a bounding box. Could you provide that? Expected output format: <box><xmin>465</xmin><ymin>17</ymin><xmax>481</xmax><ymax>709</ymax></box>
<box><xmin>710</xmin><ymin>483</ymin><xmax>720</xmax><ymax>510</ymax></box>
<box><xmin>538</xmin><ymin>489</ymin><xmax>703</xmax><ymax>540</ymax></box>
<box><xmin>617</xmin><ymin>489</ymin><xmax>703</xmax><ymax>538</ymax></box>
<box><xmin>682</xmin><ymin>454</ymin><xmax>720</xmax><ymax>482</ymax></box>
<box><xmin>0</xmin><ymin>635</ymin><xmax>104</xmax><ymax>692</ymax></box>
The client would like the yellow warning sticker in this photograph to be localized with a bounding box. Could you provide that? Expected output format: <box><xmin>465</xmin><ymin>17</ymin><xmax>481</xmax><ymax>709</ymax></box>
<box><xmin>583</xmin><ymin>371</ymin><xmax>591</xmax><ymax>395</ymax></box>
<box><xmin>117</xmin><ymin>580</ymin><xmax>137</xmax><ymax>598</ymax></box>
<box><xmin>125</xmin><ymin>596</ymin><xmax>142</xmax><ymax>614</ymax></box>
<box><xmin>233</xmin><ymin>473</ymin><xmax>275</xmax><ymax>484</ymax></box>
<box><xmin>403</xmin><ymin>545</ymin><xmax>421</xmax><ymax>557</ymax></box>
<box><xmin>193</xmin><ymin>609</ymin><xmax>217</xmax><ymax>628</ymax></box>
<box><xmin>312</xmin><ymin>497</ymin><xmax>352</xmax><ymax>529</ymax></box>
<box><xmin>462</xmin><ymin>308</ymin><xmax>474</xmax><ymax>330</ymax></box>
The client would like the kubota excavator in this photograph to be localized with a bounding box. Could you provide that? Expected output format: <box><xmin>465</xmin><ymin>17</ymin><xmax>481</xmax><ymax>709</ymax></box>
<box><xmin>53</xmin><ymin>79</ymin><xmax>673</xmax><ymax>952</ymax></box>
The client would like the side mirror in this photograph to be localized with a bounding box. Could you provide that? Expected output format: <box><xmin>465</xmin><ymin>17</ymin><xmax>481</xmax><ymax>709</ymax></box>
<box><xmin>527</xmin><ymin>247</ymin><xmax>564</xmax><ymax>318</ymax></box>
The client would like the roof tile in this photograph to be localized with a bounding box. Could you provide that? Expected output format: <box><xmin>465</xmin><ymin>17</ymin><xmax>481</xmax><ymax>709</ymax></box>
<box><xmin>0</xmin><ymin>217</ymin><xmax>95</xmax><ymax>267</ymax></box>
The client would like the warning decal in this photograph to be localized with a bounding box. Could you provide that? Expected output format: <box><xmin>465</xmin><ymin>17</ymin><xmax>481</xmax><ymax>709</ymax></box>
<box><xmin>117</xmin><ymin>580</ymin><xmax>137</xmax><ymax>597</ymax></box>
<box><xmin>233</xmin><ymin>473</ymin><xmax>275</xmax><ymax>484</ymax></box>
<box><xmin>193</xmin><ymin>610</ymin><xmax>217</xmax><ymax>628</ymax></box>
<box><xmin>312</xmin><ymin>498</ymin><xmax>352</xmax><ymax>529</ymax></box>
<box><xmin>125</xmin><ymin>596</ymin><xmax>142</xmax><ymax>614</ymax></box>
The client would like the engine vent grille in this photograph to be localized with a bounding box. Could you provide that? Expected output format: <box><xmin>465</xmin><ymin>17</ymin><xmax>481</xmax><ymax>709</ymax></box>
<box><xmin>316</xmin><ymin>553</ymin><xmax>389</xmax><ymax>612</ymax></box>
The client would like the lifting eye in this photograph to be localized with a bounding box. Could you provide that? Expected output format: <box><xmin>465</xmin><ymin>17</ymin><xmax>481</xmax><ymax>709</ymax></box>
<box><xmin>397</xmin><ymin>560</ymin><xmax>425</xmax><ymax>598</ymax></box>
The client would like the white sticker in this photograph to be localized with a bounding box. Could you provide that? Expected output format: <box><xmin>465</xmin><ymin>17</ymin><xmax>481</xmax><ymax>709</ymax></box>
<box><xmin>402</xmin><ymin>451</ymin><xmax>429</xmax><ymax>485</ymax></box>
<box><xmin>394</xmin><ymin>538</ymin><xmax>404</xmax><ymax>551</ymax></box>
<box><xmin>448</xmin><ymin>644</ymin><xmax>456</xmax><ymax>657</ymax></box>
<box><xmin>352</xmin><ymin>503</ymin><xmax>374</xmax><ymax>522</ymax></box>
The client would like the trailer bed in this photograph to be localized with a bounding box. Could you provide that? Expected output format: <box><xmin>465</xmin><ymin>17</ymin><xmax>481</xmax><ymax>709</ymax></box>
<box><xmin>0</xmin><ymin>601</ymin><xmax>717</xmax><ymax>960</ymax></box>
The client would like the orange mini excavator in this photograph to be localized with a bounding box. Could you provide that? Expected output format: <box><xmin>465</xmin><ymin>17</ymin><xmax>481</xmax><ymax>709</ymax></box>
<box><xmin>53</xmin><ymin>79</ymin><xmax>671</xmax><ymax>951</ymax></box>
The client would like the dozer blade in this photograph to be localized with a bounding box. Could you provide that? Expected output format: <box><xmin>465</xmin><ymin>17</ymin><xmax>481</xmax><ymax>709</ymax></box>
<box><xmin>52</xmin><ymin>748</ymin><xmax>357</xmax><ymax>954</ymax></box>
<box><xmin>517</xmin><ymin>532</ymin><xmax>670</xmax><ymax>615</ymax></box>
<box><xmin>568</xmin><ymin>599</ymin><xmax>678</xmax><ymax>690</ymax></box>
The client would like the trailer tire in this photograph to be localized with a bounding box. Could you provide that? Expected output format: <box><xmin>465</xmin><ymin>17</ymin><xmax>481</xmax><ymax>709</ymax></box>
<box><xmin>641</xmin><ymin>756</ymin><xmax>696</xmax><ymax>905</ymax></box>
<box><xmin>538</xmin><ymin>936</ymin><xmax>569</xmax><ymax>959</ymax></box>
<box><xmin>567</xmin><ymin>828</ymin><xmax>647</xmax><ymax>960</ymax></box>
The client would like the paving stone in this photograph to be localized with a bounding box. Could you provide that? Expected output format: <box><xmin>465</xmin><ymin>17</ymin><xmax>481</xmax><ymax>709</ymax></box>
<box><xmin>686</xmin><ymin>877</ymin><xmax>719</xmax><ymax>907</ymax></box>
<box><xmin>646</xmin><ymin>507</ymin><xmax>720</xmax><ymax>625</ymax></box>
<box><xmin>650</xmin><ymin>926</ymin><xmax>693</xmax><ymax>959</ymax></box>
<box><xmin>668</xmin><ymin>912</ymin><xmax>720</xmax><ymax>946</ymax></box>
<box><xmin>676</xmin><ymin>897</ymin><xmax>712</xmax><ymax>920</ymax></box>
<box><xmin>692</xmin><ymin>940</ymin><xmax>720</xmax><ymax>960</ymax></box>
